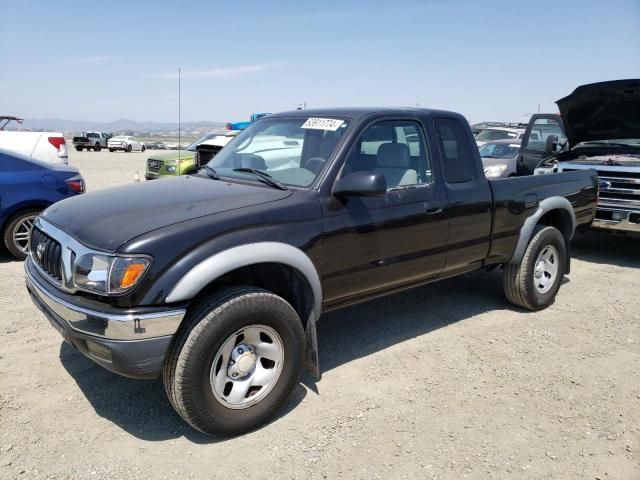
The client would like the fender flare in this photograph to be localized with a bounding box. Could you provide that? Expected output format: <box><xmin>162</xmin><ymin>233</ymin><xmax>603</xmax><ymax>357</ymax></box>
<box><xmin>510</xmin><ymin>196</ymin><xmax>576</xmax><ymax>265</ymax></box>
<box><xmin>165</xmin><ymin>242</ymin><xmax>323</xmax><ymax>321</ymax></box>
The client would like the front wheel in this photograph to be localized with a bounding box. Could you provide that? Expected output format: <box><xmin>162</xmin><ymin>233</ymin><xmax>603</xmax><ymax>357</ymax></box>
<box><xmin>109</xmin><ymin>148</ymin><xmax>115</xmax><ymax>152</ymax></box>
<box><xmin>163</xmin><ymin>287</ymin><xmax>305</xmax><ymax>436</ymax></box>
<box><xmin>94</xmin><ymin>143</ymin><xmax>101</xmax><ymax>152</ymax></box>
<box><xmin>75</xmin><ymin>146</ymin><xmax>83</xmax><ymax>152</ymax></box>
<box><xmin>126</xmin><ymin>144</ymin><xmax>132</xmax><ymax>152</ymax></box>
<box><xmin>3</xmin><ymin>209</ymin><xmax>41</xmax><ymax>260</ymax></box>
<box><xmin>503</xmin><ymin>226</ymin><xmax>566</xmax><ymax>311</ymax></box>
<box><xmin>141</xmin><ymin>145</ymin><xmax>146</xmax><ymax>152</ymax></box>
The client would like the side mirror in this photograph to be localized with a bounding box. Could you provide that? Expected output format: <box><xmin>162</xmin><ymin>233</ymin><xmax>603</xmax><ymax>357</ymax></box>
<box><xmin>332</xmin><ymin>171</ymin><xmax>387</xmax><ymax>198</ymax></box>
<box><xmin>544</xmin><ymin>135</ymin><xmax>559</xmax><ymax>155</ymax></box>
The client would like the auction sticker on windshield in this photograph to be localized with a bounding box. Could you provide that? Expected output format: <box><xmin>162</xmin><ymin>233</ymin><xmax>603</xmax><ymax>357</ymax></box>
<box><xmin>301</xmin><ymin>118</ymin><xmax>345</xmax><ymax>131</ymax></box>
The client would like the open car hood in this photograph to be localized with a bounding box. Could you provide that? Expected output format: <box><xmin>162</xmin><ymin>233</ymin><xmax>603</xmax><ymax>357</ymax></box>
<box><xmin>556</xmin><ymin>79</ymin><xmax>640</xmax><ymax>147</ymax></box>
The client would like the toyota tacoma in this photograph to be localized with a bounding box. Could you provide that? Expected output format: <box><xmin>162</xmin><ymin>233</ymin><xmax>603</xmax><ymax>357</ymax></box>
<box><xmin>25</xmin><ymin>107</ymin><xmax>597</xmax><ymax>436</ymax></box>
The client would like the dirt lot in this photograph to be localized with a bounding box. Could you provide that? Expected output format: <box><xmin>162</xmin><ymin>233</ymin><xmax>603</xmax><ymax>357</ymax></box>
<box><xmin>0</xmin><ymin>150</ymin><xmax>638</xmax><ymax>479</ymax></box>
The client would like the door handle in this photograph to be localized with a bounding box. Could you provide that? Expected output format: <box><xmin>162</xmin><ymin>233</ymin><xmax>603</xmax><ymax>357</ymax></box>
<box><xmin>424</xmin><ymin>201</ymin><xmax>443</xmax><ymax>215</ymax></box>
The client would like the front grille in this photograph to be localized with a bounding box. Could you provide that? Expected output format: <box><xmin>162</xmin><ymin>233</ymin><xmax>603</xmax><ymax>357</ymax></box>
<box><xmin>562</xmin><ymin>167</ymin><xmax>640</xmax><ymax>210</ymax></box>
<box><xmin>196</xmin><ymin>146</ymin><xmax>222</xmax><ymax>168</ymax></box>
<box><xmin>30</xmin><ymin>228</ymin><xmax>63</xmax><ymax>280</ymax></box>
<box><xmin>147</xmin><ymin>159</ymin><xmax>164</xmax><ymax>173</ymax></box>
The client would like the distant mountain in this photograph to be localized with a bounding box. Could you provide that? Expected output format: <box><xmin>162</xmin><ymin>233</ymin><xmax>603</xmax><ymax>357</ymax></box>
<box><xmin>20</xmin><ymin>118</ymin><xmax>226</xmax><ymax>134</ymax></box>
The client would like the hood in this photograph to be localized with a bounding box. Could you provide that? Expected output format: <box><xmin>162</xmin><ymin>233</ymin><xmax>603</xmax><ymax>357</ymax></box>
<box><xmin>556</xmin><ymin>79</ymin><xmax>640</xmax><ymax>146</ymax></box>
<box><xmin>147</xmin><ymin>150</ymin><xmax>193</xmax><ymax>161</ymax></box>
<box><xmin>42</xmin><ymin>176</ymin><xmax>292</xmax><ymax>251</ymax></box>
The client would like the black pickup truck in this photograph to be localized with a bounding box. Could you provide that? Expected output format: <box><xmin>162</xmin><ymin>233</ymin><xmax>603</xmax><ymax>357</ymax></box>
<box><xmin>25</xmin><ymin>108</ymin><xmax>597</xmax><ymax>436</ymax></box>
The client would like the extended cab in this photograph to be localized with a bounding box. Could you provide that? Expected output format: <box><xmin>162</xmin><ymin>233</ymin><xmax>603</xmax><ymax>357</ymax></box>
<box><xmin>522</xmin><ymin>79</ymin><xmax>640</xmax><ymax>236</ymax></box>
<box><xmin>25</xmin><ymin>108</ymin><xmax>597</xmax><ymax>436</ymax></box>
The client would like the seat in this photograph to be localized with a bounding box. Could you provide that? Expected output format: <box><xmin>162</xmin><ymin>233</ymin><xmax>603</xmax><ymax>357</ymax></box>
<box><xmin>374</xmin><ymin>143</ymin><xmax>417</xmax><ymax>188</ymax></box>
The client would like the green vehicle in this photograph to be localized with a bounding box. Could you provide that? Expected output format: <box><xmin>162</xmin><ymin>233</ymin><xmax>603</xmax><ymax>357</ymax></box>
<box><xmin>145</xmin><ymin>131</ymin><xmax>236</xmax><ymax>180</ymax></box>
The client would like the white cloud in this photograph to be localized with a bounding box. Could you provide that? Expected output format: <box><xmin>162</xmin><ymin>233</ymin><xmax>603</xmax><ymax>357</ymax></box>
<box><xmin>151</xmin><ymin>64</ymin><xmax>271</xmax><ymax>79</ymax></box>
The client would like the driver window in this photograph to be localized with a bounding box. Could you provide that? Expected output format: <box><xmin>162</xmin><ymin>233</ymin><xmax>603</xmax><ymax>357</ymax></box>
<box><xmin>341</xmin><ymin>120</ymin><xmax>430</xmax><ymax>189</ymax></box>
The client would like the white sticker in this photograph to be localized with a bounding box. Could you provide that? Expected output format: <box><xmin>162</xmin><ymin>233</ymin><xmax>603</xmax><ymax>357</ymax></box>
<box><xmin>509</xmin><ymin>144</ymin><xmax>520</xmax><ymax>148</ymax></box>
<box><xmin>301</xmin><ymin>117</ymin><xmax>345</xmax><ymax>131</ymax></box>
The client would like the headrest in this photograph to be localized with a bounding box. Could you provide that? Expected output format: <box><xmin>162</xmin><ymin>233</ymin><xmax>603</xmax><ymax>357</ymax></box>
<box><xmin>377</xmin><ymin>142</ymin><xmax>411</xmax><ymax>168</ymax></box>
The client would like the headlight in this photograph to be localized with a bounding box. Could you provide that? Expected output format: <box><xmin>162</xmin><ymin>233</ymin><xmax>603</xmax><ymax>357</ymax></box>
<box><xmin>484</xmin><ymin>164</ymin><xmax>508</xmax><ymax>178</ymax></box>
<box><xmin>73</xmin><ymin>254</ymin><xmax>151</xmax><ymax>294</ymax></box>
<box><xmin>167</xmin><ymin>166</ymin><xmax>177</xmax><ymax>173</ymax></box>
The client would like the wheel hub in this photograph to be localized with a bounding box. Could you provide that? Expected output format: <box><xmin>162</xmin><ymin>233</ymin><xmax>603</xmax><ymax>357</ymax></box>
<box><xmin>227</xmin><ymin>344</ymin><xmax>256</xmax><ymax>379</ymax></box>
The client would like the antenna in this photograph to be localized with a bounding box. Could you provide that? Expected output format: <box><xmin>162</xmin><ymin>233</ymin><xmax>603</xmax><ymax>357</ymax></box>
<box><xmin>178</xmin><ymin>67</ymin><xmax>181</xmax><ymax>162</ymax></box>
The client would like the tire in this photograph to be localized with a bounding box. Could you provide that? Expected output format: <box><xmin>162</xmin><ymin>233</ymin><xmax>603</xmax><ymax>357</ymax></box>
<box><xmin>163</xmin><ymin>286</ymin><xmax>305</xmax><ymax>437</ymax></box>
<box><xmin>141</xmin><ymin>145</ymin><xmax>146</xmax><ymax>152</ymax></box>
<box><xmin>94</xmin><ymin>143</ymin><xmax>101</xmax><ymax>152</ymax></box>
<box><xmin>75</xmin><ymin>146</ymin><xmax>83</xmax><ymax>152</ymax></box>
<box><xmin>3</xmin><ymin>209</ymin><xmax>41</xmax><ymax>260</ymax></box>
<box><xmin>109</xmin><ymin>148</ymin><xmax>115</xmax><ymax>152</ymax></box>
<box><xmin>503</xmin><ymin>226</ymin><xmax>566</xmax><ymax>311</ymax></box>
<box><xmin>126</xmin><ymin>144</ymin><xmax>132</xmax><ymax>153</ymax></box>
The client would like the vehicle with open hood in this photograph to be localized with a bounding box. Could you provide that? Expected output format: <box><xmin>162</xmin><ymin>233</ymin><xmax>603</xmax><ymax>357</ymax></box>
<box><xmin>527</xmin><ymin>79</ymin><xmax>640</xmax><ymax>235</ymax></box>
<box><xmin>25</xmin><ymin>107</ymin><xmax>596</xmax><ymax>436</ymax></box>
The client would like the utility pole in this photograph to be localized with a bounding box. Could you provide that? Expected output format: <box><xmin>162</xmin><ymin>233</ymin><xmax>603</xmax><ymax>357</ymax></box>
<box><xmin>178</xmin><ymin>67</ymin><xmax>181</xmax><ymax>162</ymax></box>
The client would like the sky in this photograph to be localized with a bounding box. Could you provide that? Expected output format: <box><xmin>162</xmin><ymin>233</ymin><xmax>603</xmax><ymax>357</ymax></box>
<box><xmin>1</xmin><ymin>0</ymin><xmax>639</xmax><ymax>124</ymax></box>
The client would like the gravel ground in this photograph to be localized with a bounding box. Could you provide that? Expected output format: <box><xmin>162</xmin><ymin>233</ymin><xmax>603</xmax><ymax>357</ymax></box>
<box><xmin>0</xmin><ymin>150</ymin><xmax>638</xmax><ymax>479</ymax></box>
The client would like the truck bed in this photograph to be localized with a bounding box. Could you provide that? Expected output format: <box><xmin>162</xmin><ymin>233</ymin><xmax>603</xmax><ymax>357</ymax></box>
<box><xmin>486</xmin><ymin>169</ymin><xmax>598</xmax><ymax>264</ymax></box>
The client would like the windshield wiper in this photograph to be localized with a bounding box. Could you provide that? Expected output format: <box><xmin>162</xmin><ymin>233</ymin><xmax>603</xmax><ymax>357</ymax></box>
<box><xmin>201</xmin><ymin>165</ymin><xmax>220</xmax><ymax>180</ymax></box>
<box><xmin>232</xmin><ymin>168</ymin><xmax>288</xmax><ymax>190</ymax></box>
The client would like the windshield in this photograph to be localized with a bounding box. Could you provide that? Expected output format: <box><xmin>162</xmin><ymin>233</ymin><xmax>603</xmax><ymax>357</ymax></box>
<box><xmin>186</xmin><ymin>131</ymin><xmax>225</xmax><ymax>151</ymax></box>
<box><xmin>206</xmin><ymin>116</ymin><xmax>350</xmax><ymax>187</ymax></box>
<box><xmin>479</xmin><ymin>142</ymin><xmax>520</xmax><ymax>158</ymax></box>
<box><xmin>476</xmin><ymin>129</ymin><xmax>520</xmax><ymax>142</ymax></box>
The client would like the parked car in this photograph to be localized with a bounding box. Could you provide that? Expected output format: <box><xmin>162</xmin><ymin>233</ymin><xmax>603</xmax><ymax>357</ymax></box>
<box><xmin>107</xmin><ymin>136</ymin><xmax>145</xmax><ymax>152</ymax></box>
<box><xmin>72</xmin><ymin>132</ymin><xmax>111</xmax><ymax>152</ymax></box>
<box><xmin>475</xmin><ymin>127</ymin><xmax>525</xmax><ymax>147</ymax></box>
<box><xmin>145</xmin><ymin>131</ymin><xmax>237</xmax><ymax>180</ymax></box>
<box><xmin>0</xmin><ymin>148</ymin><xmax>84</xmax><ymax>259</ymax></box>
<box><xmin>479</xmin><ymin>139</ymin><xmax>520</xmax><ymax>178</ymax></box>
<box><xmin>143</xmin><ymin>141</ymin><xmax>166</xmax><ymax>150</ymax></box>
<box><xmin>528</xmin><ymin>79</ymin><xmax>640</xmax><ymax>236</ymax></box>
<box><xmin>0</xmin><ymin>116</ymin><xmax>68</xmax><ymax>164</ymax></box>
<box><xmin>25</xmin><ymin>107</ymin><xmax>597</xmax><ymax>436</ymax></box>
<box><xmin>107</xmin><ymin>135</ymin><xmax>146</xmax><ymax>152</ymax></box>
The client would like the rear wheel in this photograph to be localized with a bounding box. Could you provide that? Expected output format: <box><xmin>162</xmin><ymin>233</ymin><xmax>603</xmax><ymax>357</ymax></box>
<box><xmin>94</xmin><ymin>143</ymin><xmax>101</xmax><ymax>152</ymax></box>
<box><xmin>109</xmin><ymin>148</ymin><xmax>115</xmax><ymax>152</ymax></box>
<box><xmin>75</xmin><ymin>146</ymin><xmax>83</xmax><ymax>152</ymax></box>
<box><xmin>126</xmin><ymin>144</ymin><xmax>132</xmax><ymax>153</ymax></box>
<box><xmin>3</xmin><ymin>209</ymin><xmax>41</xmax><ymax>260</ymax></box>
<box><xmin>163</xmin><ymin>286</ymin><xmax>305</xmax><ymax>436</ymax></box>
<box><xmin>503</xmin><ymin>226</ymin><xmax>566</xmax><ymax>310</ymax></box>
<box><xmin>141</xmin><ymin>145</ymin><xmax>146</xmax><ymax>152</ymax></box>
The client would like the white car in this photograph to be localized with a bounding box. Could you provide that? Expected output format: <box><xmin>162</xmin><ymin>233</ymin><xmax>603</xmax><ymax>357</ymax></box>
<box><xmin>107</xmin><ymin>136</ymin><xmax>145</xmax><ymax>152</ymax></box>
<box><xmin>475</xmin><ymin>127</ymin><xmax>525</xmax><ymax>147</ymax></box>
<box><xmin>0</xmin><ymin>117</ymin><xmax>68</xmax><ymax>164</ymax></box>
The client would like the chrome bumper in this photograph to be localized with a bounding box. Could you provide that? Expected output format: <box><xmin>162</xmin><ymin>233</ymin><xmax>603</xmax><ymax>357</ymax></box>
<box><xmin>592</xmin><ymin>208</ymin><xmax>640</xmax><ymax>234</ymax></box>
<box><xmin>25</xmin><ymin>260</ymin><xmax>185</xmax><ymax>341</ymax></box>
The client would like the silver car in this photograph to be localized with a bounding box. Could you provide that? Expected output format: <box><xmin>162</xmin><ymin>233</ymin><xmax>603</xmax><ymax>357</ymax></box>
<box><xmin>479</xmin><ymin>139</ymin><xmax>521</xmax><ymax>178</ymax></box>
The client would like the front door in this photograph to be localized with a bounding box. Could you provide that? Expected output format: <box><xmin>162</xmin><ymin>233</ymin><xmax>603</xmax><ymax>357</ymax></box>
<box><xmin>320</xmin><ymin>119</ymin><xmax>449</xmax><ymax>306</ymax></box>
<box><xmin>518</xmin><ymin>114</ymin><xmax>566</xmax><ymax>175</ymax></box>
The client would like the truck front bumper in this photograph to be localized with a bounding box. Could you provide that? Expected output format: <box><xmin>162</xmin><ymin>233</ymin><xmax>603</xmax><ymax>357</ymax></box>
<box><xmin>592</xmin><ymin>208</ymin><xmax>640</xmax><ymax>235</ymax></box>
<box><xmin>25</xmin><ymin>260</ymin><xmax>186</xmax><ymax>379</ymax></box>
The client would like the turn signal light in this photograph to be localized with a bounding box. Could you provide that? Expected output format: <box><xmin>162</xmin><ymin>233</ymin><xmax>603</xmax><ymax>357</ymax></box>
<box><xmin>120</xmin><ymin>263</ymin><xmax>147</xmax><ymax>289</ymax></box>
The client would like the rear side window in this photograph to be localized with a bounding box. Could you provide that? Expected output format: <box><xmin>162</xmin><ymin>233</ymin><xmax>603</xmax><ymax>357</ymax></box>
<box><xmin>434</xmin><ymin>119</ymin><xmax>475</xmax><ymax>183</ymax></box>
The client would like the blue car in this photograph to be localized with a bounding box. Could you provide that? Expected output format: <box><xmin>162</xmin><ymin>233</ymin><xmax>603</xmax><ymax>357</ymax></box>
<box><xmin>0</xmin><ymin>148</ymin><xmax>85</xmax><ymax>259</ymax></box>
